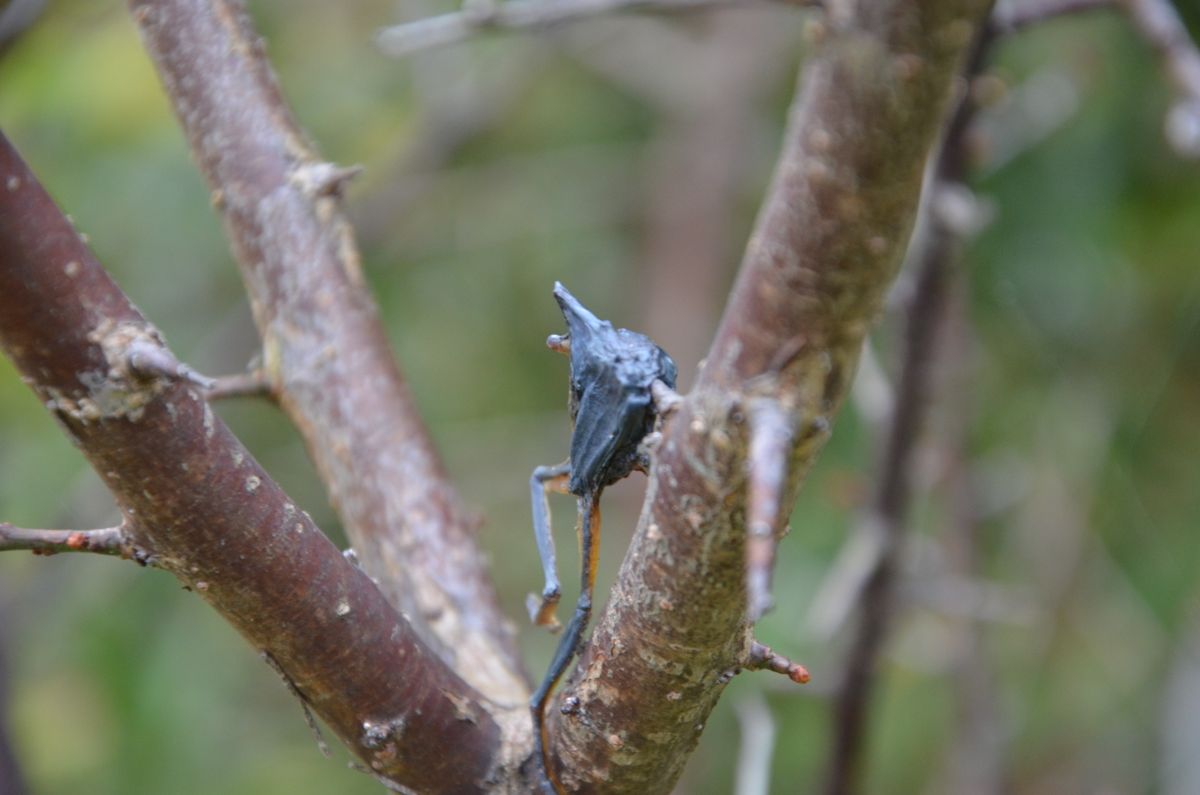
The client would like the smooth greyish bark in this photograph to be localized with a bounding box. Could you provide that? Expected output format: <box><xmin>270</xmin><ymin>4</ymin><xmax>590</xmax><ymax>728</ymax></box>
<box><xmin>128</xmin><ymin>0</ymin><xmax>527</xmax><ymax>703</ymax></box>
<box><xmin>0</xmin><ymin>133</ymin><xmax>509</xmax><ymax>794</ymax></box>
<box><xmin>548</xmin><ymin>3</ymin><xmax>995</xmax><ymax>791</ymax></box>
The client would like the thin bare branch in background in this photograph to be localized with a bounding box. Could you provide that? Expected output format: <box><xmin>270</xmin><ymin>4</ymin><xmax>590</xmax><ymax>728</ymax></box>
<box><xmin>937</xmin><ymin>283</ymin><xmax>1008</xmax><ymax>795</ymax></box>
<box><xmin>1120</xmin><ymin>0</ymin><xmax>1200</xmax><ymax>157</ymax></box>
<box><xmin>1160</xmin><ymin>621</ymin><xmax>1200</xmax><ymax>795</ymax></box>
<box><xmin>0</xmin><ymin>594</ymin><xmax>28</xmax><ymax>795</ymax></box>
<box><xmin>993</xmin><ymin>0</ymin><xmax>1200</xmax><ymax>156</ymax></box>
<box><xmin>375</xmin><ymin>0</ymin><xmax>810</xmax><ymax>57</ymax></box>
<box><xmin>990</xmin><ymin>0</ymin><xmax>1114</xmax><ymax>33</ymax></box>
<box><xmin>972</xmin><ymin>68</ymin><xmax>1083</xmax><ymax>174</ymax></box>
<box><xmin>734</xmin><ymin>692</ymin><xmax>777</xmax><ymax>795</ymax></box>
<box><xmin>0</xmin><ymin>0</ymin><xmax>43</xmax><ymax>60</ymax></box>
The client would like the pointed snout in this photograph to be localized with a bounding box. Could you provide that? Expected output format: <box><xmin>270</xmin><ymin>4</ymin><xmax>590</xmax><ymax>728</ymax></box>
<box><xmin>553</xmin><ymin>282</ymin><xmax>610</xmax><ymax>345</ymax></box>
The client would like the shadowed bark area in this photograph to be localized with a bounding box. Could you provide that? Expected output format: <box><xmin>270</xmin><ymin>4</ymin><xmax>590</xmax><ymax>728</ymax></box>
<box><xmin>128</xmin><ymin>0</ymin><xmax>527</xmax><ymax>702</ymax></box>
<box><xmin>548</xmin><ymin>2</ymin><xmax>994</xmax><ymax>791</ymax></box>
<box><xmin>0</xmin><ymin>132</ymin><xmax>505</xmax><ymax>795</ymax></box>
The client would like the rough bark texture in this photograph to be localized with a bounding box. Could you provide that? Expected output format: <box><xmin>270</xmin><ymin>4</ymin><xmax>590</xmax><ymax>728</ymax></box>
<box><xmin>0</xmin><ymin>132</ymin><xmax>506</xmax><ymax>795</ymax></box>
<box><xmin>0</xmin><ymin>0</ymin><xmax>1003</xmax><ymax>790</ymax></box>
<box><xmin>548</xmin><ymin>2</ymin><xmax>994</xmax><ymax>791</ymax></box>
<box><xmin>127</xmin><ymin>0</ymin><xmax>526</xmax><ymax>703</ymax></box>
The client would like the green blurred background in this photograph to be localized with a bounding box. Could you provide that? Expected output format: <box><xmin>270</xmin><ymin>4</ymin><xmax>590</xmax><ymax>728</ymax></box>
<box><xmin>1</xmin><ymin>1</ymin><xmax>1198</xmax><ymax>793</ymax></box>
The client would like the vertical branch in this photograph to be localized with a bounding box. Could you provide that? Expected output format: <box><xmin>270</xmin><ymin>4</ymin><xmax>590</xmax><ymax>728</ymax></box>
<box><xmin>0</xmin><ymin>132</ymin><xmax>506</xmax><ymax>794</ymax></box>
<box><xmin>548</xmin><ymin>2</ymin><xmax>996</xmax><ymax>792</ymax></box>
<box><xmin>127</xmin><ymin>0</ymin><xmax>526</xmax><ymax>700</ymax></box>
<box><xmin>0</xmin><ymin>597</ymin><xmax>28</xmax><ymax>795</ymax></box>
<box><xmin>939</xmin><ymin>283</ymin><xmax>1007</xmax><ymax>795</ymax></box>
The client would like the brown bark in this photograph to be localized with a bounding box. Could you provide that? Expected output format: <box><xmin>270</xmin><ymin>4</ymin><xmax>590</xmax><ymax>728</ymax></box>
<box><xmin>0</xmin><ymin>132</ymin><xmax>505</xmax><ymax>794</ymax></box>
<box><xmin>0</xmin><ymin>1</ymin><xmax>1003</xmax><ymax>791</ymax></box>
<box><xmin>127</xmin><ymin>0</ymin><xmax>527</xmax><ymax>702</ymax></box>
<box><xmin>549</xmin><ymin>2</ymin><xmax>994</xmax><ymax>791</ymax></box>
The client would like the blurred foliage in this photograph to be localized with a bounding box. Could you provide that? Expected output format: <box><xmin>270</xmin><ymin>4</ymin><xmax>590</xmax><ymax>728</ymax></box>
<box><xmin>0</xmin><ymin>1</ymin><xmax>1198</xmax><ymax>794</ymax></box>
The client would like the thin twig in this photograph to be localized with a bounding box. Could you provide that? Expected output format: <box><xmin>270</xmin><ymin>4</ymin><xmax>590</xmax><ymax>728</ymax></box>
<box><xmin>937</xmin><ymin>284</ymin><xmax>1007</xmax><ymax>795</ymax></box>
<box><xmin>1121</xmin><ymin>0</ymin><xmax>1200</xmax><ymax>157</ymax></box>
<box><xmin>0</xmin><ymin>595</ymin><xmax>27</xmax><ymax>795</ymax></box>
<box><xmin>0</xmin><ymin>0</ymin><xmax>44</xmax><ymax>60</ymax></box>
<box><xmin>0</xmin><ymin>523</ymin><xmax>132</xmax><ymax>557</ymax></box>
<box><xmin>990</xmin><ymin>0</ymin><xmax>1113</xmax><ymax>34</ymax></box>
<box><xmin>205</xmin><ymin>369</ymin><xmax>273</xmax><ymax>401</ymax></box>
<box><xmin>745</xmin><ymin>641</ymin><xmax>811</xmax><ymax>684</ymax></box>
<box><xmin>993</xmin><ymin>0</ymin><xmax>1200</xmax><ymax>157</ymax></box>
<box><xmin>376</xmin><ymin>0</ymin><xmax>808</xmax><ymax>57</ymax></box>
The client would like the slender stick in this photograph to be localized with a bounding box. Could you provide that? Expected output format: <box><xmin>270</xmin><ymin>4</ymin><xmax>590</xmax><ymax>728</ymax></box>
<box><xmin>376</xmin><ymin>0</ymin><xmax>804</xmax><ymax>58</ymax></box>
<box><xmin>745</xmin><ymin>641</ymin><xmax>811</xmax><ymax>684</ymax></box>
<box><xmin>990</xmin><ymin>0</ymin><xmax>1113</xmax><ymax>33</ymax></box>
<box><xmin>0</xmin><ymin>596</ymin><xmax>27</xmax><ymax>795</ymax></box>
<box><xmin>1122</xmin><ymin>0</ymin><xmax>1200</xmax><ymax>157</ymax></box>
<box><xmin>734</xmin><ymin>692</ymin><xmax>777</xmax><ymax>795</ymax></box>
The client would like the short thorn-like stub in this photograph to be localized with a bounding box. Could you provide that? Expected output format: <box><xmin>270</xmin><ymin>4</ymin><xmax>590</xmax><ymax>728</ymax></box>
<box><xmin>747</xmin><ymin>640</ymin><xmax>810</xmax><ymax>685</ymax></box>
<box><xmin>527</xmin><ymin>590</ymin><xmax>563</xmax><ymax>632</ymax></box>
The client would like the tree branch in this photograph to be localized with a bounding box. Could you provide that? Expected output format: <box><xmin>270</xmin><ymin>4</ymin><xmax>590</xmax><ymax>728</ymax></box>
<box><xmin>0</xmin><ymin>132</ymin><xmax>508</xmax><ymax>794</ymax></box>
<box><xmin>990</xmin><ymin>0</ymin><xmax>1113</xmax><ymax>34</ymax></box>
<box><xmin>376</xmin><ymin>0</ymin><xmax>810</xmax><ymax>58</ymax></box>
<box><xmin>128</xmin><ymin>0</ymin><xmax>526</xmax><ymax>701</ymax></box>
<box><xmin>0</xmin><ymin>0</ymin><xmax>44</xmax><ymax>61</ymax></box>
<box><xmin>205</xmin><ymin>369</ymin><xmax>274</xmax><ymax>401</ymax></box>
<box><xmin>546</xmin><ymin>2</ymin><xmax>996</xmax><ymax>791</ymax></box>
<box><xmin>0</xmin><ymin>597</ymin><xmax>27</xmax><ymax>795</ymax></box>
<box><xmin>1121</xmin><ymin>0</ymin><xmax>1200</xmax><ymax>157</ymax></box>
<box><xmin>0</xmin><ymin>523</ymin><xmax>135</xmax><ymax>557</ymax></box>
<box><xmin>993</xmin><ymin>0</ymin><xmax>1200</xmax><ymax>157</ymax></box>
